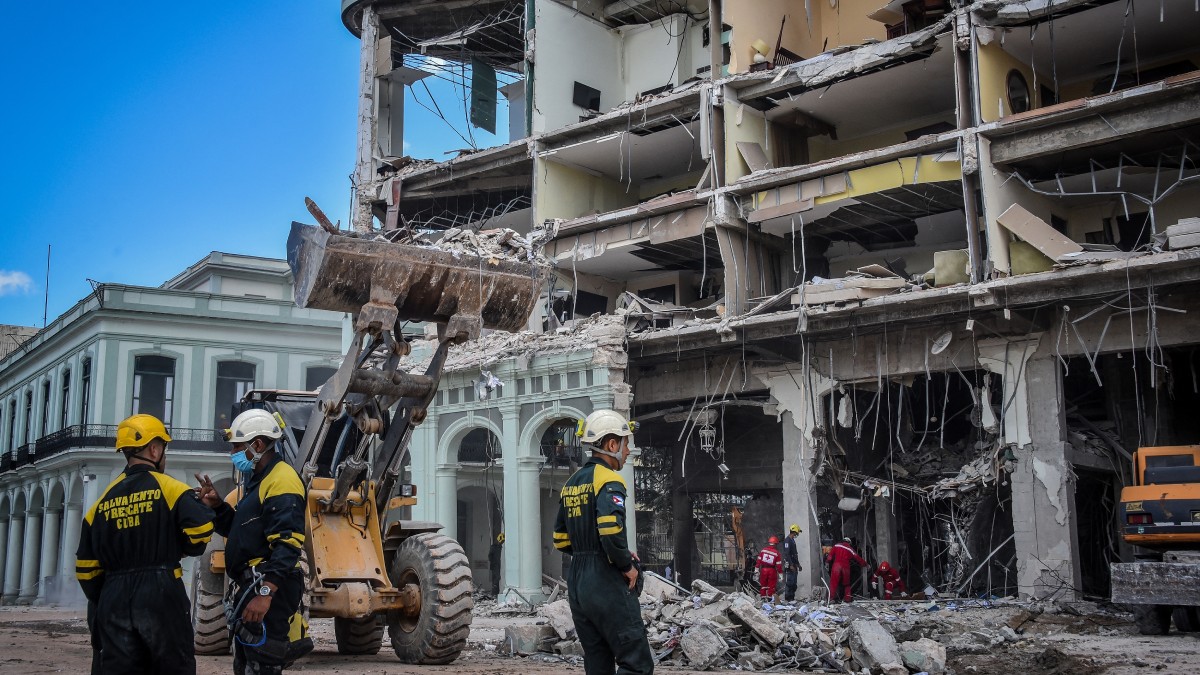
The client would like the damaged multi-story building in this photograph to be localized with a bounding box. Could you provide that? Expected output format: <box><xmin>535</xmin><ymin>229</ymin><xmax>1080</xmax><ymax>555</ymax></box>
<box><xmin>338</xmin><ymin>0</ymin><xmax>1200</xmax><ymax>604</ymax></box>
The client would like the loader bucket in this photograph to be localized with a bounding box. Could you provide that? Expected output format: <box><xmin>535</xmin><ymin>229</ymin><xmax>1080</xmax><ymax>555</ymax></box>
<box><xmin>287</xmin><ymin>222</ymin><xmax>545</xmax><ymax>333</ymax></box>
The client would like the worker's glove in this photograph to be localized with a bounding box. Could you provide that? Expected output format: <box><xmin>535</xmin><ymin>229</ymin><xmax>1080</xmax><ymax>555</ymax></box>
<box><xmin>870</xmin><ymin>582</ymin><xmax>878</xmax><ymax>589</ymax></box>
<box><xmin>900</xmin><ymin>592</ymin><xmax>910</xmax><ymax>598</ymax></box>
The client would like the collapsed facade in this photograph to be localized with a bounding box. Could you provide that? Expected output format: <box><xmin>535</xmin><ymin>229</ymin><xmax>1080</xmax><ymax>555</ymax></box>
<box><xmin>339</xmin><ymin>0</ymin><xmax>1200</xmax><ymax>603</ymax></box>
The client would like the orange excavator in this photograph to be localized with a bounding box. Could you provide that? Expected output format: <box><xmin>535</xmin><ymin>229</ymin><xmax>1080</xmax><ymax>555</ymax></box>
<box><xmin>1111</xmin><ymin>445</ymin><xmax>1200</xmax><ymax>634</ymax></box>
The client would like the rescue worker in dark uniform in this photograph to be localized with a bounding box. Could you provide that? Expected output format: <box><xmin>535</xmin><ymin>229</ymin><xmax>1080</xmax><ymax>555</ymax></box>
<box><xmin>489</xmin><ymin>532</ymin><xmax>505</xmax><ymax>597</ymax></box>
<box><xmin>780</xmin><ymin>524</ymin><xmax>802</xmax><ymax>602</ymax></box>
<box><xmin>198</xmin><ymin>409</ymin><xmax>309</xmax><ymax>675</ymax></box>
<box><xmin>76</xmin><ymin>413</ymin><xmax>215</xmax><ymax>674</ymax></box>
<box><xmin>553</xmin><ymin>409</ymin><xmax>654</xmax><ymax>675</ymax></box>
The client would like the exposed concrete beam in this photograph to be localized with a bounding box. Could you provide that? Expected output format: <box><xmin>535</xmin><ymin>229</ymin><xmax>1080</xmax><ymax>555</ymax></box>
<box><xmin>402</xmin><ymin>174</ymin><xmax>531</xmax><ymax>199</ymax></box>
<box><xmin>536</xmin><ymin>89</ymin><xmax>702</xmax><ymax>148</ymax></box>
<box><xmin>397</xmin><ymin>142</ymin><xmax>532</xmax><ymax>191</ymax></box>
<box><xmin>990</xmin><ymin>88</ymin><xmax>1200</xmax><ymax>166</ymax></box>
<box><xmin>726</xmin><ymin>136</ymin><xmax>959</xmax><ymax>195</ymax></box>
<box><xmin>731</xmin><ymin>20</ymin><xmax>950</xmax><ymax>102</ymax></box>
<box><xmin>626</xmin><ymin>248</ymin><xmax>1200</xmax><ymax>357</ymax></box>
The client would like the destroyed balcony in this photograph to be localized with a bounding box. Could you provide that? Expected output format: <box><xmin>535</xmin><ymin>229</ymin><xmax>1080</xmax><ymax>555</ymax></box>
<box><xmin>342</xmin><ymin>0</ymin><xmax>526</xmax><ymax>79</ymax></box>
<box><xmin>974</xmin><ymin>0</ymin><xmax>1200</xmax><ymax>123</ymax></box>
<box><xmin>720</xmin><ymin>0</ymin><xmax>892</xmax><ymax>76</ymax></box>
<box><xmin>723</xmin><ymin>25</ymin><xmax>957</xmax><ymax>182</ymax></box>
<box><xmin>528</xmin><ymin>1</ymin><xmax>711</xmax><ymax>136</ymax></box>
<box><xmin>978</xmin><ymin>75</ymin><xmax>1200</xmax><ymax>277</ymax></box>
<box><xmin>731</xmin><ymin>147</ymin><xmax>969</xmax><ymax>307</ymax></box>
<box><xmin>377</xmin><ymin>140</ymin><xmax>534</xmax><ymax>234</ymax></box>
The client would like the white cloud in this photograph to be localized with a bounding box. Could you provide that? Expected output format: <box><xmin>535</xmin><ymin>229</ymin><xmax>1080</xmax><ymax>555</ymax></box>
<box><xmin>0</xmin><ymin>270</ymin><xmax>33</xmax><ymax>296</ymax></box>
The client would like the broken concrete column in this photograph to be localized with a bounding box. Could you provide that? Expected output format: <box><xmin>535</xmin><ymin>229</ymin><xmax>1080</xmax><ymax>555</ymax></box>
<box><xmin>680</xmin><ymin>623</ymin><xmax>728</xmax><ymax>669</ymax></box>
<box><xmin>847</xmin><ymin>618</ymin><xmax>903</xmax><ymax>674</ymax></box>
<box><xmin>979</xmin><ymin>338</ymin><xmax>1081</xmax><ymax>599</ymax></box>
<box><xmin>762</xmin><ymin>364</ymin><xmax>835</xmax><ymax>599</ymax></box>
<box><xmin>726</xmin><ymin>594</ymin><xmax>785</xmax><ymax>647</ymax></box>
<box><xmin>900</xmin><ymin>638</ymin><xmax>947</xmax><ymax>674</ymax></box>
<box><xmin>504</xmin><ymin>625</ymin><xmax>557</xmax><ymax>655</ymax></box>
<box><xmin>537</xmin><ymin>598</ymin><xmax>575</xmax><ymax>639</ymax></box>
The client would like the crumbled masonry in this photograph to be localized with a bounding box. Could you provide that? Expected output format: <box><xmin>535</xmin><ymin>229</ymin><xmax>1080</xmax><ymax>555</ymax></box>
<box><xmin>478</xmin><ymin>580</ymin><xmax>1136</xmax><ymax>673</ymax></box>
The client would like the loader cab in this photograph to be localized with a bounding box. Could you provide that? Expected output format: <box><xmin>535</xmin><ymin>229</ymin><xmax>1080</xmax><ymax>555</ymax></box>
<box><xmin>232</xmin><ymin>389</ymin><xmax>362</xmax><ymax>478</ymax></box>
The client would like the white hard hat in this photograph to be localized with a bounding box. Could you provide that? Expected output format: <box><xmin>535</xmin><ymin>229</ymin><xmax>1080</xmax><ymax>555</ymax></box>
<box><xmin>579</xmin><ymin>410</ymin><xmax>634</xmax><ymax>444</ymax></box>
<box><xmin>226</xmin><ymin>409</ymin><xmax>283</xmax><ymax>443</ymax></box>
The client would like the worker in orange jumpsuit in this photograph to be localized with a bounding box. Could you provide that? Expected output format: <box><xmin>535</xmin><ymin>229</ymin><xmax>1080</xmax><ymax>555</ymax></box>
<box><xmin>755</xmin><ymin>536</ymin><xmax>784</xmax><ymax>601</ymax></box>
<box><xmin>871</xmin><ymin>561</ymin><xmax>908</xmax><ymax>599</ymax></box>
<box><xmin>825</xmin><ymin>537</ymin><xmax>867</xmax><ymax>603</ymax></box>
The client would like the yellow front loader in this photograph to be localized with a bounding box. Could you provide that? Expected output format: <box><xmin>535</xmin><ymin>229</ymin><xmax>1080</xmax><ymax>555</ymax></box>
<box><xmin>191</xmin><ymin>222</ymin><xmax>545</xmax><ymax>663</ymax></box>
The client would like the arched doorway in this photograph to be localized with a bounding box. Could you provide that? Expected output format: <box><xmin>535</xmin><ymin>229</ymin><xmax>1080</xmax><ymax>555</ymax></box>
<box><xmin>455</xmin><ymin>485</ymin><xmax>502</xmax><ymax>595</ymax></box>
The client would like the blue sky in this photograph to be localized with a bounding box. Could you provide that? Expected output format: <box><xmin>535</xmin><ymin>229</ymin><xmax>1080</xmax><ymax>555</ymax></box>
<box><xmin>0</xmin><ymin>1</ymin><xmax>509</xmax><ymax>328</ymax></box>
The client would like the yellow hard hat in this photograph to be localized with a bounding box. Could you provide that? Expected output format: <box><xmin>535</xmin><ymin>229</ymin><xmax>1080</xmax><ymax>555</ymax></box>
<box><xmin>789</xmin><ymin>524</ymin><xmax>801</xmax><ymax>534</ymax></box>
<box><xmin>116</xmin><ymin>414</ymin><xmax>172</xmax><ymax>450</ymax></box>
<box><xmin>496</xmin><ymin>532</ymin><xmax>505</xmax><ymax>544</ymax></box>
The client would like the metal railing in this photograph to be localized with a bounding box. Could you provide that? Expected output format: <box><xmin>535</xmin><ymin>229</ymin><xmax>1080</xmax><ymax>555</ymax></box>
<box><xmin>2</xmin><ymin>424</ymin><xmax>228</xmax><ymax>473</ymax></box>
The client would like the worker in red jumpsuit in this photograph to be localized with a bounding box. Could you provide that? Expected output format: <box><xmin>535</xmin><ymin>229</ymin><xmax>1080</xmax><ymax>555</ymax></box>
<box><xmin>871</xmin><ymin>561</ymin><xmax>908</xmax><ymax>599</ymax></box>
<box><xmin>825</xmin><ymin>537</ymin><xmax>867</xmax><ymax>603</ymax></box>
<box><xmin>755</xmin><ymin>536</ymin><xmax>784</xmax><ymax>601</ymax></box>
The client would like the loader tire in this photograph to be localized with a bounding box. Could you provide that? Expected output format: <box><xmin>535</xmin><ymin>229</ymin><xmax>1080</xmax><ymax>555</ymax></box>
<box><xmin>191</xmin><ymin>545</ymin><xmax>231</xmax><ymax>655</ymax></box>
<box><xmin>1172</xmin><ymin>607</ymin><xmax>1200</xmax><ymax>632</ymax></box>
<box><xmin>335</xmin><ymin>615</ymin><xmax>385</xmax><ymax>654</ymax></box>
<box><xmin>1134</xmin><ymin>604</ymin><xmax>1172</xmax><ymax>635</ymax></box>
<box><xmin>387</xmin><ymin>532</ymin><xmax>473</xmax><ymax>664</ymax></box>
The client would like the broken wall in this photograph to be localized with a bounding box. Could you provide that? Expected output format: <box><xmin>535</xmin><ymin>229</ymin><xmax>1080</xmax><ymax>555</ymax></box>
<box><xmin>724</xmin><ymin>95</ymin><xmax>771</xmax><ymax>183</ymax></box>
<box><xmin>533</xmin><ymin>0</ymin><xmax>624</xmax><ymax>133</ymax></box>
<box><xmin>976</xmin><ymin>36</ymin><xmax>1047</xmax><ymax>123</ymax></box>
<box><xmin>620</xmin><ymin>15</ymin><xmax>707</xmax><ymax>100</ymax></box>
<box><xmin>536</xmin><ymin>158</ymin><xmax>638</xmax><ymax>221</ymax></box>
<box><xmin>723</xmin><ymin>0</ymin><xmax>887</xmax><ymax>74</ymax></box>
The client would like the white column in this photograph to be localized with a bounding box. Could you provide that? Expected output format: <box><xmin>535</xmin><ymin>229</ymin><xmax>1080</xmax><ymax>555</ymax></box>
<box><xmin>619</xmin><ymin>455</ymin><xmax>638</xmax><ymax>556</ymax></box>
<box><xmin>2</xmin><ymin>515</ymin><xmax>24</xmax><ymax>603</ymax></box>
<box><xmin>36</xmin><ymin>508</ymin><xmax>61</xmax><ymax>604</ymax></box>
<box><xmin>515</xmin><ymin>457</ymin><xmax>544</xmax><ymax>601</ymax></box>
<box><xmin>19</xmin><ymin>508</ymin><xmax>43</xmax><ymax>604</ymax></box>
<box><xmin>59</xmin><ymin>503</ymin><xmax>83</xmax><ymax>580</ymax></box>
<box><xmin>434</xmin><ymin>465</ymin><xmax>458</xmax><ymax>541</ymax></box>
<box><xmin>0</xmin><ymin>517</ymin><xmax>7</xmax><ymax>596</ymax></box>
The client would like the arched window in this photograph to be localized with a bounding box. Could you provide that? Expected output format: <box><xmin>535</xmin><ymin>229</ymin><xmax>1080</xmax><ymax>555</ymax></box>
<box><xmin>39</xmin><ymin>380</ymin><xmax>51</xmax><ymax>438</ymax></box>
<box><xmin>214</xmin><ymin>361</ymin><xmax>256</xmax><ymax>429</ymax></box>
<box><xmin>457</xmin><ymin>428</ymin><xmax>501</xmax><ymax>464</ymax></box>
<box><xmin>305</xmin><ymin>366</ymin><xmax>338</xmax><ymax>391</ymax></box>
<box><xmin>6</xmin><ymin>399</ymin><xmax>14</xmax><ymax>451</ymax></box>
<box><xmin>23</xmin><ymin>391</ymin><xmax>32</xmax><ymax>444</ymax></box>
<box><xmin>80</xmin><ymin>358</ymin><xmax>92</xmax><ymax>425</ymax></box>
<box><xmin>60</xmin><ymin>370</ymin><xmax>71</xmax><ymax>429</ymax></box>
<box><xmin>132</xmin><ymin>355</ymin><xmax>176</xmax><ymax>425</ymax></box>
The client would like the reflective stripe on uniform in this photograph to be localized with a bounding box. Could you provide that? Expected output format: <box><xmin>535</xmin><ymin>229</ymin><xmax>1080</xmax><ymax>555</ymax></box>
<box><xmin>184</xmin><ymin>522</ymin><xmax>214</xmax><ymax>545</ymax></box>
<box><xmin>75</xmin><ymin>558</ymin><xmax>104</xmax><ymax>581</ymax></box>
<box><xmin>267</xmin><ymin>531</ymin><xmax>305</xmax><ymax>550</ymax></box>
<box><xmin>598</xmin><ymin>525</ymin><xmax>622</xmax><ymax>536</ymax></box>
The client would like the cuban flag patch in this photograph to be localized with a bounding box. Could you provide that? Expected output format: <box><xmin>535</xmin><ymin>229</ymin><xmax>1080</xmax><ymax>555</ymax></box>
<box><xmin>612</xmin><ymin>494</ymin><xmax>625</xmax><ymax>507</ymax></box>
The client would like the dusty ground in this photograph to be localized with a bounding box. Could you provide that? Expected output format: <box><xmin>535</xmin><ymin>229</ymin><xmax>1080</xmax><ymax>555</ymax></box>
<box><xmin>0</xmin><ymin>606</ymin><xmax>712</xmax><ymax>674</ymax></box>
<box><xmin>1</xmin><ymin>604</ymin><xmax>1198</xmax><ymax>674</ymax></box>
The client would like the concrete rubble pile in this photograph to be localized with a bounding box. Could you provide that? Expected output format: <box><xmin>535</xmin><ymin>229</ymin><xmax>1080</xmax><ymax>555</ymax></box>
<box><xmin>487</xmin><ymin>573</ymin><xmax>1136</xmax><ymax>673</ymax></box>
<box><xmin>429</xmin><ymin>226</ymin><xmax>550</xmax><ymax>265</ymax></box>
<box><xmin>395</xmin><ymin>312</ymin><xmax>629</xmax><ymax>379</ymax></box>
